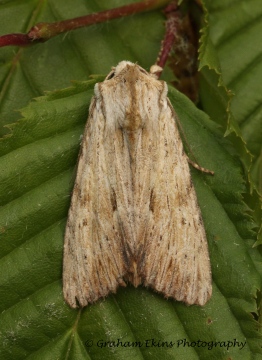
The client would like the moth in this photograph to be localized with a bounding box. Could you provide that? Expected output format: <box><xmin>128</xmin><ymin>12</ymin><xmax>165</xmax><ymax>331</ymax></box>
<box><xmin>63</xmin><ymin>61</ymin><xmax>212</xmax><ymax>308</ymax></box>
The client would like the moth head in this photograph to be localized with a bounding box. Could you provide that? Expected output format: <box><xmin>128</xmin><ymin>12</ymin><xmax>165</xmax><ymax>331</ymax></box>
<box><xmin>114</xmin><ymin>61</ymin><xmax>134</xmax><ymax>75</ymax></box>
<box><xmin>105</xmin><ymin>61</ymin><xmax>151</xmax><ymax>81</ymax></box>
<box><xmin>104</xmin><ymin>61</ymin><xmax>131</xmax><ymax>80</ymax></box>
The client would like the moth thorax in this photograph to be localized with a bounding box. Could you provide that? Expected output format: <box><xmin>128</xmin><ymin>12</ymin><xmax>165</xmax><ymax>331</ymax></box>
<box><xmin>121</xmin><ymin>110</ymin><xmax>143</xmax><ymax>131</ymax></box>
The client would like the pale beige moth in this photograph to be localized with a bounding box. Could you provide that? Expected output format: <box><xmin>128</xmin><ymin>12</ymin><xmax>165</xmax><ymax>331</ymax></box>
<box><xmin>63</xmin><ymin>61</ymin><xmax>212</xmax><ymax>308</ymax></box>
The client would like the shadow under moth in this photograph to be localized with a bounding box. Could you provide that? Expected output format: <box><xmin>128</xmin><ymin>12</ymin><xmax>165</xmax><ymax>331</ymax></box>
<box><xmin>63</xmin><ymin>61</ymin><xmax>212</xmax><ymax>308</ymax></box>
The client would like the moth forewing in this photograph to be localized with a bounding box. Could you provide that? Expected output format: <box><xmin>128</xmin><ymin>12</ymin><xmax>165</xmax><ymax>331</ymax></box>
<box><xmin>63</xmin><ymin>87</ymin><xmax>128</xmax><ymax>309</ymax></box>
<box><xmin>63</xmin><ymin>61</ymin><xmax>212</xmax><ymax>308</ymax></box>
<box><xmin>140</xmin><ymin>96</ymin><xmax>212</xmax><ymax>306</ymax></box>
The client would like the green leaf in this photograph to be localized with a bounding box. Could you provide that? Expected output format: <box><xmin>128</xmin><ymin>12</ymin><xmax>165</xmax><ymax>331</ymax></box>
<box><xmin>199</xmin><ymin>0</ymin><xmax>262</xmax><ymax>244</ymax></box>
<box><xmin>199</xmin><ymin>0</ymin><xmax>262</xmax><ymax>222</ymax></box>
<box><xmin>0</xmin><ymin>1</ymin><xmax>261</xmax><ymax>359</ymax></box>
<box><xmin>1</xmin><ymin>75</ymin><xmax>260</xmax><ymax>359</ymax></box>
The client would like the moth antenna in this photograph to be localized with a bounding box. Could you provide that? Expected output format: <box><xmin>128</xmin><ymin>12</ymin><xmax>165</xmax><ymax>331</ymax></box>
<box><xmin>168</xmin><ymin>99</ymin><xmax>214</xmax><ymax>175</ymax></box>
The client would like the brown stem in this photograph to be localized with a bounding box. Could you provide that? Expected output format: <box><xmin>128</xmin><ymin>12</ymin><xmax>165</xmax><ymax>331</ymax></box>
<box><xmin>0</xmin><ymin>34</ymin><xmax>30</xmax><ymax>47</ymax></box>
<box><xmin>0</xmin><ymin>0</ymin><xmax>171</xmax><ymax>48</ymax></box>
<box><xmin>155</xmin><ymin>1</ymin><xmax>180</xmax><ymax>77</ymax></box>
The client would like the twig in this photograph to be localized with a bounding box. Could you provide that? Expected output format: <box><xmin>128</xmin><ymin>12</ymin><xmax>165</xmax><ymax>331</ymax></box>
<box><xmin>0</xmin><ymin>0</ymin><xmax>170</xmax><ymax>48</ymax></box>
<box><xmin>155</xmin><ymin>1</ymin><xmax>180</xmax><ymax>77</ymax></box>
